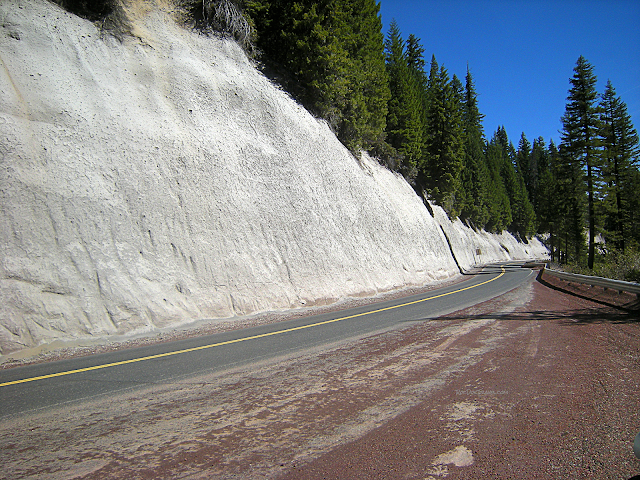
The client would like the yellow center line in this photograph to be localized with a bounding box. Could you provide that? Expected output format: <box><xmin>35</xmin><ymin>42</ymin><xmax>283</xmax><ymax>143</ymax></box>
<box><xmin>0</xmin><ymin>266</ymin><xmax>506</xmax><ymax>388</ymax></box>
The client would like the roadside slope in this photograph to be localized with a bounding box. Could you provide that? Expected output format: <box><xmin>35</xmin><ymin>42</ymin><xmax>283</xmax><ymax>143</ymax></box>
<box><xmin>0</xmin><ymin>0</ymin><xmax>546</xmax><ymax>354</ymax></box>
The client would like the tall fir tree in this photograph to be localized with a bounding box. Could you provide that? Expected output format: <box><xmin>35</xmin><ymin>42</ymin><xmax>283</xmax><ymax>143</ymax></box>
<box><xmin>332</xmin><ymin>0</ymin><xmax>391</xmax><ymax>150</ymax></box>
<box><xmin>422</xmin><ymin>59</ymin><xmax>465</xmax><ymax>216</ymax></box>
<box><xmin>516</xmin><ymin>133</ymin><xmax>532</xmax><ymax>189</ymax></box>
<box><xmin>384</xmin><ymin>20</ymin><xmax>423</xmax><ymax>178</ymax></box>
<box><xmin>459</xmin><ymin>67</ymin><xmax>490</xmax><ymax>228</ymax></box>
<box><xmin>536</xmin><ymin>140</ymin><xmax>559</xmax><ymax>258</ymax></box>
<box><xmin>405</xmin><ymin>34</ymin><xmax>426</xmax><ymax>79</ymax></box>
<box><xmin>495</xmin><ymin>128</ymin><xmax>536</xmax><ymax>238</ymax></box>
<box><xmin>528</xmin><ymin>136</ymin><xmax>547</xmax><ymax>215</ymax></box>
<box><xmin>484</xmin><ymin>133</ymin><xmax>512</xmax><ymax>232</ymax></box>
<box><xmin>405</xmin><ymin>33</ymin><xmax>429</xmax><ymax>140</ymax></box>
<box><xmin>555</xmin><ymin>141</ymin><xmax>587</xmax><ymax>263</ymax></box>
<box><xmin>245</xmin><ymin>1</ymin><xmax>330</xmax><ymax>111</ymax></box>
<box><xmin>560</xmin><ymin>56</ymin><xmax>601</xmax><ymax>269</ymax></box>
<box><xmin>599</xmin><ymin>79</ymin><xmax>640</xmax><ymax>251</ymax></box>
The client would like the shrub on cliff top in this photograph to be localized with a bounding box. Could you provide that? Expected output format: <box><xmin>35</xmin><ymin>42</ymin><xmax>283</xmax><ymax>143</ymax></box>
<box><xmin>178</xmin><ymin>0</ymin><xmax>253</xmax><ymax>49</ymax></box>
<box><xmin>51</xmin><ymin>0</ymin><xmax>130</xmax><ymax>38</ymax></box>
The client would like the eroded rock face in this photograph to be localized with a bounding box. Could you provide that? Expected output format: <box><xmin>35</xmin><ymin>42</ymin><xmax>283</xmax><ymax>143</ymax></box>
<box><xmin>0</xmin><ymin>0</ymin><xmax>546</xmax><ymax>355</ymax></box>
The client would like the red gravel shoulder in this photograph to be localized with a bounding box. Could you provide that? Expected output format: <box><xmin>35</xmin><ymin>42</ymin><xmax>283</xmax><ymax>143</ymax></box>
<box><xmin>277</xmin><ymin>275</ymin><xmax>640</xmax><ymax>480</ymax></box>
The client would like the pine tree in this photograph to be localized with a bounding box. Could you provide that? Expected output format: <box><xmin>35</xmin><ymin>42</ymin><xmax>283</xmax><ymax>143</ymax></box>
<box><xmin>331</xmin><ymin>0</ymin><xmax>391</xmax><ymax>150</ymax></box>
<box><xmin>484</xmin><ymin>134</ymin><xmax>512</xmax><ymax>232</ymax></box>
<box><xmin>560</xmin><ymin>56</ymin><xmax>601</xmax><ymax>269</ymax></box>
<box><xmin>450</xmin><ymin>74</ymin><xmax>465</xmax><ymax>121</ymax></box>
<box><xmin>494</xmin><ymin>128</ymin><xmax>536</xmax><ymax>238</ymax></box>
<box><xmin>405</xmin><ymin>33</ymin><xmax>429</xmax><ymax>139</ymax></box>
<box><xmin>555</xmin><ymin>141</ymin><xmax>587</xmax><ymax>264</ymax></box>
<box><xmin>458</xmin><ymin>68</ymin><xmax>490</xmax><ymax>228</ymax></box>
<box><xmin>405</xmin><ymin>34</ymin><xmax>426</xmax><ymax>79</ymax></box>
<box><xmin>599</xmin><ymin>79</ymin><xmax>640</xmax><ymax>251</ymax></box>
<box><xmin>384</xmin><ymin>20</ymin><xmax>423</xmax><ymax>178</ymax></box>
<box><xmin>245</xmin><ymin>1</ymin><xmax>332</xmax><ymax>113</ymax></box>
<box><xmin>244</xmin><ymin>0</ymin><xmax>389</xmax><ymax>153</ymax></box>
<box><xmin>528</xmin><ymin>136</ymin><xmax>547</xmax><ymax>214</ymax></box>
<box><xmin>516</xmin><ymin>133</ymin><xmax>531</xmax><ymax>189</ymax></box>
<box><xmin>509</xmin><ymin>169</ymin><xmax>536</xmax><ymax>239</ymax></box>
<box><xmin>422</xmin><ymin>59</ymin><xmax>464</xmax><ymax>216</ymax></box>
<box><xmin>535</xmin><ymin>140</ymin><xmax>558</xmax><ymax>257</ymax></box>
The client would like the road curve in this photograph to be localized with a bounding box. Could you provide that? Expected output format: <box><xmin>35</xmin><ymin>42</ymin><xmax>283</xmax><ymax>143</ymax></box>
<box><xmin>0</xmin><ymin>262</ymin><xmax>535</xmax><ymax>418</ymax></box>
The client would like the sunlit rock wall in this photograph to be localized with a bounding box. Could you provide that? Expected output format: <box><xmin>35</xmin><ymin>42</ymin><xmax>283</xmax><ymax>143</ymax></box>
<box><xmin>0</xmin><ymin>0</ymin><xmax>546</xmax><ymax>354</ymax></box>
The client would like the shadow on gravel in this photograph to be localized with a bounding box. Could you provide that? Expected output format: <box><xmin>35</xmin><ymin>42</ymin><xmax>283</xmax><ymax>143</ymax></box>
<box><xmin>421</xmin><ymin>308</ymin><xmax>640</xmax><ymax>325</ymax></box>
<box><xmin>536</xmin><ymin>271</ymin><xmax>640</xmax><ymax>315</ymax></box>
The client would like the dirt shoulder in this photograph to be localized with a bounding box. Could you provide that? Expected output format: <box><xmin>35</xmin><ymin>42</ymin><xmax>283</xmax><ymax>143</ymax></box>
<box><xmin>278</xmin><ymin>274</ymin><xmax>640</xmax><ymax>480</ymax></box>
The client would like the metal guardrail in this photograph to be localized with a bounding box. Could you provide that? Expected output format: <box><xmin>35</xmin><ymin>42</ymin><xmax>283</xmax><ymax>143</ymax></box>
<box><xmin>541</xmin><ymin>266</ymin><xmax>640</xmax><ymax>296</ymax></box>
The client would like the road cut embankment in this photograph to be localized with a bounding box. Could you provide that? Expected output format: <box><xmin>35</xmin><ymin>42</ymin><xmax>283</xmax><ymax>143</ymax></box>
<box><xmin>0</xmin><ymin>0</ymin><xmax>547</xmax><ymax>355</ymax></box>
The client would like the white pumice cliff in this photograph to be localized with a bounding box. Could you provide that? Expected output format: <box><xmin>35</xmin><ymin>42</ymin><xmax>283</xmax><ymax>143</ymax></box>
<box><xmin>0</xmin><ymin>0</ymin><xmax>547</xmax><ymax>355</ymax></box>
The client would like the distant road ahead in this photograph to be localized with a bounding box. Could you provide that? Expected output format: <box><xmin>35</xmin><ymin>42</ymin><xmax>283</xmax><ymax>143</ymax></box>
<box><xmin>0</xmin><ymin>262</ymin><xmax>536</xmax><ymax>418</ymax></box>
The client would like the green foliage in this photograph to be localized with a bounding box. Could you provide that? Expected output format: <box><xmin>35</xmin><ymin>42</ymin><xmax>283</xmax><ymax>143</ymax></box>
<box><xmin>488</xmin><ymin>127</ymin><xmax>535</xmax><ymax>237</ymax></box>
<box><xmin>459</xmin><ymin>67</ymin><xmax>490</xmax><ymax>228</ymax></box>
<box><xmin>421</xmin><ymin>58</ymin><xmax>464</xmax><ymax>217</ymax></box>
<box><xmin>515</xmin><ymin>133</ymin><xmax>531</xmax><ymax>187</ymax></box>
<box><xmin>344</xmin><ymin>0</ymin><xmax>391</xmax><ymax>150</ymax></box>
<box><xmin>562</xmin><ymin>249</ymin><xmax>640</xmax><ymax>283</ymax></box>
<box><xmin>244</xmin><ymin>0</ymin><xmax>389</xmax><ymax>153</ymax></box>
<box><xmin>505</xmin><ymin>165</ymin><xmax>536</xmax><ymax>238</ymax></box>
<box><xmin>599</xmin><ymin>79</ymin><xmax>640</xmax><ymax>252</ymax></box>
<box><xmin>528</xmin><ymin>136</ymin><xmax>547</xmax><ymax>214</ymax></box>
<box><xmin>508</xmin><ymin>132</ymin><xmax>536</xmax><ymax>237</ymax></box>
<box><xmin>560</xmin><ymin>56</ymin><xmax>601</xmax><ymax>269</ymax></box>
<box><xmin>556</xmin><ymin>142</ymin><xmax>588</xmax><ymax>264</ymax></box>
<box><xmin>484</xmin><ymin>137</ymin><xmax>512</xmax><ymax>232</ymax></box>
<box><xmin>384</xmin><ymin>20</ymin><xmax>423</xmax><ymax>178</ymax></box>
<box><xmin>405</xmin><ymin>34</ymin><xmax>426</xmax><ymax>75</ymax></box>
<box><xmin>545</xmin><ymin>58</ymin><xmax>640</xmax><ymax>267</ymax></box>
<box><xmin>534</xmin><ymin>140</ymin><xmax>560</xmax><ymax>256</ymax></box>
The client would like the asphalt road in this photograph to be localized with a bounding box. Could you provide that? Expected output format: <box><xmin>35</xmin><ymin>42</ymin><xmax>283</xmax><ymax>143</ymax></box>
<box><xmin>0</xmin><ymin>262</ymin><xmax>535</xmax><ymax>419</ymax></box>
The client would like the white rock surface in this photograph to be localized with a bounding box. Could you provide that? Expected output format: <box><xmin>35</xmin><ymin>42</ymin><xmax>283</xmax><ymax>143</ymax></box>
<box><xmin>432</xmin><ymin>204</ymin><xmax>548</xmax><ymax>272</ymax></box>
<box><xmin>0</xmin><ymin>0</ymin><xmax>547</xmax><ymax>355</ymax></box>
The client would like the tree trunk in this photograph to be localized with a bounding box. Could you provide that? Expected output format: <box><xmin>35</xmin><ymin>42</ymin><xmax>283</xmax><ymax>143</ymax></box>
<box><xmin>587</xmin><ymin>157</ymin><xmax>595</xmax><ymax>269</ymax></box>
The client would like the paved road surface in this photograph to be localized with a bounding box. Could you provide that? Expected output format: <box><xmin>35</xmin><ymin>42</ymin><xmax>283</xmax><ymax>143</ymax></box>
<box><xmin>1</xmin><ymin>264</ymin><xmax>638</xmax><ymax>479</ymax></box>
<box><xmin>0</xmin><ymin>263</ymin><xmax>531</xmax><ymax>418</ymax></box>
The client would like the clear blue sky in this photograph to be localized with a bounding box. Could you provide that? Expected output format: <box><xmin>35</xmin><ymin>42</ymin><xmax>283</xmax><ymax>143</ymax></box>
<box><xmin>378</xmin><ymin>0</ymin><xmax>640</xmax><ymax>147</ymax></box>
